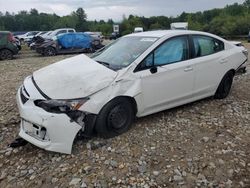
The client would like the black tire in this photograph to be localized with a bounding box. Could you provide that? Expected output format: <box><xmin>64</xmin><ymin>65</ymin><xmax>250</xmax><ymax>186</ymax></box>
<box><xmin>214</xmin><ymin>71</ymin><xmax>234</xmax><ymax>99</ymax></box>
<box><xmin>20</xmin><ymin>38</ymin><xmax>24</xmax><ymax>45</ymax></box>
<box><xmin>95</xmin><ymin>98</ymin><xmax>135</xmax><ymax>138</ymax></box>
<box><xmin>44</xmin><ymin>47</ymin><xmax>56</xmax><ymax>56</ymax></box>
<box><xmin>0</xmin><ymin>49</ymin><xmax>13</xmax><ymax>60</ymax></box>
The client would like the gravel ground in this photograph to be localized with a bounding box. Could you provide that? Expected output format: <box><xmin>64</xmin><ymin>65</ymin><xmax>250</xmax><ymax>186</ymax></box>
<box><xmin>0</xmin><ymin>44</ymin><xmax>250</xmax><ymax>188</ymax></box>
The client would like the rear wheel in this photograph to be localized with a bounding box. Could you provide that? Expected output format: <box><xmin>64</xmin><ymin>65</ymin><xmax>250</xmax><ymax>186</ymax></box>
<box><xmin>44</xmin><ymin>47</ymin><xmax>56</xmax><ymax>56</ymax></box>
<box><xmin>0</xmin><ymin>49</ymin><xmax>13</xmax><ymax>60</ymax></box>
<box><xmin>95</xmin><ymin>98</ymin><xmax>135</xmax><ymax>138</ymax></box>
<box><xmin>214</xmin><ymin>71</ymin><xmax>234</xmax><ymax>99</ymax></box>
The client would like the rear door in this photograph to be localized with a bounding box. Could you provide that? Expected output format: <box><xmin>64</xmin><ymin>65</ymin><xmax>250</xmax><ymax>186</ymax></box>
<box><xmin>190</xmin><ymin>35</ymin><xmax>226</xmax><ymax>99</ymax></box>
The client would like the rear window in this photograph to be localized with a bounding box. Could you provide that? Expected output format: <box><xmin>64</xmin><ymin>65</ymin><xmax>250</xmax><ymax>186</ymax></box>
<box><xmin>193</xmin><ymin>35</ymin><xmax>224</xmax><ymax>57</ymax></box>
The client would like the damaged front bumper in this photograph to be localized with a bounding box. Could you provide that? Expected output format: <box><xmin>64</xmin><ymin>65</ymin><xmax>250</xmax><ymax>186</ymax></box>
<box><xmin>16</xmin><ymin>82</ymin><xmax>84</xmax><ymax>154</ymax></box>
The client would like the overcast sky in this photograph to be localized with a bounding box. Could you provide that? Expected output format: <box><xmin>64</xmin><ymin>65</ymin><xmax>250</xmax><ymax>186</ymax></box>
<box><xmin>0</xmin><ymin>0</ymin><xmax>245</xmax><ymax>21</ymax></box>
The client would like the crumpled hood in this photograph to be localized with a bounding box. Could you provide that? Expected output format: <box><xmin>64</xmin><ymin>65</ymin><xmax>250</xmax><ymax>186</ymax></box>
<box><xmin>33</xmin><ymin>54</ymin><xmax>117</xmax><ymax>99</ymax></box>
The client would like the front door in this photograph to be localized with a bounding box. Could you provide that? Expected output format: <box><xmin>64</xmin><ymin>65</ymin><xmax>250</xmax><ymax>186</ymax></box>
<box><xmin>135</xmin><ymin>36</ymin><xmax>195</xmax><ymax>116</ymax></box>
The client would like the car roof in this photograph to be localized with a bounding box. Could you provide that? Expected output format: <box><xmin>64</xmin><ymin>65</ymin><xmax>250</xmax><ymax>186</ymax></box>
<box><xmin>0</xmin><ymin>31</ymin><xmax>11</xmax><ymax>34</ymax></box>
<box><xmin>125</xmin><ymin>30</ymin><xmax>218</xmax><ymax>38</ymax></box>
<box><xmin>54</xmin><ymin>28</ymin><xmax>75</xmax><ymax>31</ymax></box>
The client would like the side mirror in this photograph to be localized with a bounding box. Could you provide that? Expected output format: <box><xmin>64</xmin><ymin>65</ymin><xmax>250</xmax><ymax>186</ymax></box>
<box><xmin>150</xmin><ymin>67</ymin><xmax>157</xmax><ymax>74</ymax></box>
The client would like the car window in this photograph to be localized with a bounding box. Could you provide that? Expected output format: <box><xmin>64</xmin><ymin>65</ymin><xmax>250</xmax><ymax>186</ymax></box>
<box><xmin>136</xmin><ymin>36</ymin><xmax>189</xmax><ymax>71</ymax></box>
<box><xmin>139</xmin><ymin>53</ymin><xmax>154</xmax><ymax>70</ymax></box>
<box><xmin>27</xmin><ymin>32</ymin><xmax>33</xmax><ymax>36</ymax></box>
<box><xmin>56</xmin><ymin>30</ymin><xmax>67</xmax><ymax>35</ymax></box>
<box><xmin>68</xmin><ymin>30</ymin><xmax>74</xmax><ymax>33</ymax></box>
<box><xmin>193</xmin><ymin>35</ymin><xmax>224</xmax><ymax>57</ymax></box>
<box><xmin>154</xmin><ymin>36</ymin><xmax>189</xmax><ymax>66</ymax></box>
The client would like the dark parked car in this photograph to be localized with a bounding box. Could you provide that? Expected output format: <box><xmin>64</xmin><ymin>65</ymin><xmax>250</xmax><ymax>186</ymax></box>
<box><xmin>35</xmin><ymin>32</ymin><xmax>104</xmax><ymax>56</ymax></box>
<box><xmin>110</xmin><ymin>32</ymin><xmax>120</xmax><ymax>40</ymax></box>
<box><xmin>36</xmin><ymin>33</ymin><xmax>94</xmax><ymax>56</ymax></box>
<box><xmin>0</xmin><ymin>31</ymin><xmax>19</xmax><ymax>60</ymax></box>
<box><xmin>30</xmin><ymin>36</ymin><xmax>48</xmax><ymax>50</ymax></box>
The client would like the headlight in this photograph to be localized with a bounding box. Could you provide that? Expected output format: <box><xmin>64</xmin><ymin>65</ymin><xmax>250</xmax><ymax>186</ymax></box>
<box><xmin>34</xmin><ymin>98</ymin><xmax>89</xmax><ymax>114</ymax></box>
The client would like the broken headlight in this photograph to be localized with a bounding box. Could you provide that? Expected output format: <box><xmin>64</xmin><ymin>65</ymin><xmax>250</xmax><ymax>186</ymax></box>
<box><xmin>34</xmin><ymin>98</ymin><xmax>89</xmax><ymax>114</ymax></box>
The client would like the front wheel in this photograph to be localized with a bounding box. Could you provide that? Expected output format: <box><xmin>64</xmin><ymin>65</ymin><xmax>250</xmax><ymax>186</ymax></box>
<box><xmin>95</xmin><ymin>98</ymin><xmax>135</xmax><ymax>138</ymax></box>
<box><xmin>0</xmin><ymin>49</ymin><xmax>13</xmax><ymax>60</ymax></box>
<box><xmin>214</xmin><ymin>71</ymin><xmax>234</xmax><ymax>99</ymax></box>
<box><xmin>44</xmin><ymin>47</ymin><xmax>56</xmax><ymax>56</ymax></box>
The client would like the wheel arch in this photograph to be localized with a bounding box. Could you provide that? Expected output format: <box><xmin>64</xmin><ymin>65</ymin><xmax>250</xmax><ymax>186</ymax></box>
<box><xmin>216</xmin><ymin>69</ymin><xmax>235</xmax><ymax>88</ymax></box>
<box><xmin>94</xmin><ymin>95</ymin><xmax>137</xmax><ymax>138</ymax></box>
<box><xmin>214</xmin><ymin>69</ymin><xmax>235</xmax><ymax>99</ymax></box>
<box><xmin>228</xmin><ymin>69</ymin><xmax>235</xmax><ymax>76</ymax></box>
<box><xmin>108</xmin><ymin>95</ymin><xmax>138</xmax><ymax>115</ymax></box>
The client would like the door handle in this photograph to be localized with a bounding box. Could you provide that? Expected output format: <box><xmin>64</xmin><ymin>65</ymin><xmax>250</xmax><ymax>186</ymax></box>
<box><xmin>220</xmin><ymin>58</ymin><xmax>228</xmax><ymax>64</ymax></box>
<box><xmin>184</xmin><ymin>66</ymin><xmax>193</xmax><ymax>72</ymax></box>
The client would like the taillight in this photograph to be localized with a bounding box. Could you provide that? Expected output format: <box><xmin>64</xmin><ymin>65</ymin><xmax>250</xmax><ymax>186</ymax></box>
<box><xmin>8</xmin><ymin>33</ymin><xmax>15</xmax><ymax>42</ymax></box>
<box><xmin>242</xmin><ymin>49</ymin><xmax>248</xmax><ymax>59</ymax></box>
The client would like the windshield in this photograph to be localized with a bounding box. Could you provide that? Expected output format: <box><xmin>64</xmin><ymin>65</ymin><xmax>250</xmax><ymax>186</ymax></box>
<box><xmin>92</xmin><ymin>36</ymin><xmax>158</xmax><ymax>70</ymax></box>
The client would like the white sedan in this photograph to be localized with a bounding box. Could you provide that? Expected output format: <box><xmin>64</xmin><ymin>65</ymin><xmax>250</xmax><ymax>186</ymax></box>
<box><xmin>16</xmin><ymin>30</ymin><xmax>248</xmax><ymax>154</ymax></box>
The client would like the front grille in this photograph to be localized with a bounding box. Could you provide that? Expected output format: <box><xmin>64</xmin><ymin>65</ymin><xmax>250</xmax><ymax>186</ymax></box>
<box><xmin>20</xmin><ymin>88</ymin><xmax>29</xmax><ymax>104</ymax></box>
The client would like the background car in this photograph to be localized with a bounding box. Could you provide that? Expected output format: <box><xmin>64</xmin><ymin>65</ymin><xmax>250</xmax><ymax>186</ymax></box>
<box><xmin>35</xmin><ymin>32</ymin><xmax>93</xmax><ymax>56</ymax></box>
<box><xmin>39</xmin><ymin>31</ymin><xmax>52</xmax><ymax>39</ymax></box>
<box><xmin>16</xmin><ymin>31</ymin><xmax>40</xmax><ymax>43</ymax></box>
<box><xmin>43</xmin><ymin>28</ymin><xmax>75</xmax><ymax>39</ymax></box>
<box><xmin>110</xmin><ymin>32</ymin><xmax>120</xmax><ymax>40</ymax></box>
<box><xmin>25</xmin><ymin>31</ymin><xmax>48</xmax><ymax>46</ymax></box>
<box><xmin>84</xmin><ymin>31</ymin><xmax>104</xmax><ymax>48</ymax></box>
<box><xmin>14</xmin><ymin>36</ymin><xmax>21</xmax><ymax>50</ymax></box>
<box><xmin>0</xmin><ymin>31</ymin><xmax>19</xmax><ymax>60</ymax></box>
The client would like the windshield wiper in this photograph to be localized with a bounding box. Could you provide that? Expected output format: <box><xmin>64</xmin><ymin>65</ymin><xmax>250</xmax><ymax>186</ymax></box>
<box><xmin>96</xmin><ymin>61</ymin><xmax>110</xmax><ymax>68</ymax></box>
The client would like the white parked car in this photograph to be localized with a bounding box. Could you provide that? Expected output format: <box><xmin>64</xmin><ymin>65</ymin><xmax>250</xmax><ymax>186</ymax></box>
<box><xmin>171</xmin><ymin>22</ymin><xmax>188</xmax><ymax>30</ymax></box>
<box><xmin>44</xmin><ymin>28</ymin><xmax>76</xmax><ymax>39</ymax></box>
<box><xmin>134</xmin><ymin>27</ymin><xmax>144</xmax><ymax>33</ymax></box>
<box><xmin>17</xmin><ymin>31</ymin><xmax>40</xmax><ymax>42</ymax></box>
<box><xmin>16</xmin><ymin>30</ymin><xmax>248</xmax><ymax>154</ymax></box>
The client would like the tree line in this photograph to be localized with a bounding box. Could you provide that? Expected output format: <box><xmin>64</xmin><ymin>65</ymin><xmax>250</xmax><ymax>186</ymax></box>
<box><xmin>0</xmin><ymin>0</ymin><xmax>250</xmax><ymax>37</ymax></box>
